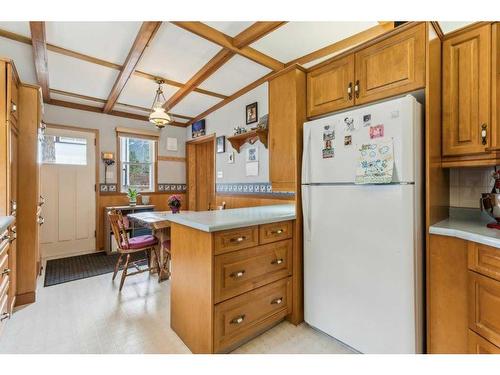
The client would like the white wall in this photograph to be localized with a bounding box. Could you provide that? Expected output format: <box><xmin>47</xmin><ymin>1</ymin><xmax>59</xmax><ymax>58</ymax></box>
<box><xmin>186</xmin><ymin>83</ymin><xmax>269</xmax><ymax>183</ymax></box>
<box><xmin>43</xmin><ymin>104</ymin><xmax>186</xmax><ymax>184</ymax></box>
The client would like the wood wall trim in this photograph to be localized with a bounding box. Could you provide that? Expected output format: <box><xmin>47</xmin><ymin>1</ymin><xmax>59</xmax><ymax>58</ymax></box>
<box><xmin>442</xmin><ymin>21</ymin><xmax>493</xmax><ymax>41</ymax></box>
<box><xmin>158</xmin><ymin>156</ymin><xmax>186</xmax><ymax>162</ymax></box>
<box><xmin>115</xmin><ymin>126</ymin><xmax>160</xmax><ymax>138</ymax></box>
<box><xmin>430</xmin><ymin>21</ymin><xmax>444</xmax><ymax>41</ymax></box>
<box><xmin>186</xmin><ymin>133</ymin><xmax>216</xmax><ymax>144</ymax></box>
<box><xmin>0</xmin><ymin>27</ymin><xmax>227</xmax><ymax>101</ymax></box>
<box><xmin>103</xmin><ymin>22</ymin><xmax>162</xmax><ymax>113</ymax></box>
<box><xmin>285</xmin><ymin>22</ymin><xmax>394</xmax><ymax>67</ymax></box>
<box><xmin>172</xmin><ymin>22</ymin><xmax>285</xmax><ymax>71</ymax></box>
<box><xmin>29</xmin><ymin>22</ymin><xmax>50</xmax><ymax>102</ymax></box>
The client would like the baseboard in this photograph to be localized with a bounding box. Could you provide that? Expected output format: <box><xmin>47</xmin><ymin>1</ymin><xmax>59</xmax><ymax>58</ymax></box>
<box><xmin>42</xmin><ymin>249</ymin><xmax>102</xmax><ymax>261</ymax></box>
<box><xmin>15</xmin><ymin>291</ymin><xmax>36</xmax><ymax>306</ymax></box>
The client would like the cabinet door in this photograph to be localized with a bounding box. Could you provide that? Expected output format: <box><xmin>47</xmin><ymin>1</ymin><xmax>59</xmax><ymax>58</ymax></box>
<box><xmin>307</xmin><ymin>54</ymin><xmax>354</xmax><ymax>117</ymax></box>
<box><xmin>443</xmin><ymin>24</ymin><xmax>491</xmax><ymax>156</ymax></box>
<box><xmin>468</xmin><ymin>330</ymin><xmax>500</xmax><ymax>354</ymax></box>
<box><xmin>354</xmin><ymin>23</ymin><xmax>426</xmax><ymax>105</ymax></box>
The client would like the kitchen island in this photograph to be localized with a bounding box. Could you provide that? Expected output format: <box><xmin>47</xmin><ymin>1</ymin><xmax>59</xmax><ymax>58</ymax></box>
<box><xmin>165</xmin><ymin>204</ymin><xmax>297</xmax><ymax>353</ymax></box>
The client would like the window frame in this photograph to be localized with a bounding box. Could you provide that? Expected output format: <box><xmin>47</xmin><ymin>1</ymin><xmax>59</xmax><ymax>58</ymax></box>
<box><xmin>117</xmin><ymin>131</ymin><xmax>158</xmax><ymax>194</ymax></box>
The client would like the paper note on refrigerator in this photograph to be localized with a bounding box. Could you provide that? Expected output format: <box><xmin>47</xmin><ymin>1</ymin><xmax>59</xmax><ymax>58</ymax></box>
<box><xmin>355</xmin><ymin>139</ymin><xmax>394</xmax><ymax>184</ymax></box>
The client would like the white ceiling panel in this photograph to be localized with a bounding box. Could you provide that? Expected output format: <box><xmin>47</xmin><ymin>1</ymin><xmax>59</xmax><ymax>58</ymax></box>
<box><xmin>46</xmin><ymin>22</ymin><xmax>142</xmax><ymax>65</ymax></box>
<box><xmin>199</xmin><ymin>54</ymin><xmax>270</xmax><ymax>96</ymax></box>
<box><xmin>50</xmin><ymin>92</ymin><xmax>104</xmax><ymax>108</ymax></box>
<box><xmin>438</xmin><ymin>22</ymin><xmax>475</xmax><ymax>34</ymax></box>
<box><xmin>0</xmin><ymin>38</ymin><xmax>37</xmax><ymax>84</ymax></box>
<box><xmin>0</xmin><ymin>21</ymin><xmax>31</xmax><ymax>37</ymax></box>
<box><xmin>171</xmin><ymin>91</ymin><xmax>221</xmax><ymax>117</ymax></box>
<box><xmin>113</xmin><ymin>103</ymin><xmax>148</xmax><ymax>115</ymax></box>
<box><xmin>251</xmin><ymin>22</ymin><xmax>378</xmax><ymax>63</ymax></box>
<box><xmin>204</xmin><ymin>22</ymin><xmax>254</xmax><ymax>37</ymax></box>
<box><xmin>48</xmin><ymin>51</ymin><xmax>119</xmax><ymax>99</ymax></box>
<box><xmin>137</xmin><ymin>23</ymin><xmax>222</xmax><ymax>84</ymax></box>
<box><xmin>117</xmin><ymin>75</ymin><xmax>178</xmax><ymax>109</ymax></box>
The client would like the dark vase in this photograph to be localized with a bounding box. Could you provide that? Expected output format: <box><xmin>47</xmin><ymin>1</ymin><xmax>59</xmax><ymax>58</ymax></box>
<box><xmin>170</xmin><ymin>206</ymin><xmax>180</xmax><ymax>214</ymax></box>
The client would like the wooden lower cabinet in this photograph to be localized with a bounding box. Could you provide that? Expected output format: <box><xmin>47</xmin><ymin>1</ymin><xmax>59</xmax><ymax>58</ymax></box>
<box><xmin>171</xmin><ymin>220</ymin><xmax>296</xmax><ymax>353</ymax></box>
<box><xmin>428</xmin><ymin>234</ymin><xmax>500</xmax><ymax>353</ymax></box>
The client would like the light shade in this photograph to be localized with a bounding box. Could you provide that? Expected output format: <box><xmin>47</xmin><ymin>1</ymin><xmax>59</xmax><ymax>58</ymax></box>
<box><xmin>149</xmin><ymin>107</ymin><xmax>172</xmax><ymax>128</ymax></box>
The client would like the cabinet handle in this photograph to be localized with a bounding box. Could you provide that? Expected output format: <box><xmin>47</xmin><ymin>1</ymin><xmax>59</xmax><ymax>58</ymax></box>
<box><xmin>8</xmin><ymin>232</ymin><xmax>16</xmax><ymax>243</ymax></box>
<box><xmin>270</xmin><ymin>229</ymin><xmax>283</xmax><ymax>235</ymax></box>
<box><xmin>37</xmin><ymin>216</ymin><xmax>45</xmax><ymax>226</ymax></box>
<box><xmin>230</xmin><ymin>315</ymin><xmax>245</xmax><ymax>325</ymax></box>
<box><xmin>230</xmin><ymin>236</ymin><xmax>246</xmax><ymax>243</ymax></box>
<box><xmin>271</xmin><ymin>258</ymin><xmax>284</xmax><ymax>265</ymax></box>
<box><xmin>354</xmin><ymin>80</ymin><xmax>360</xmax><ymax>98</ymax></box>
<box><xmin>39</xmin><ymin>195</ymin><xmax>45</xmax><ymax>206</ymax></box>
<box><xmin>481</xmin><ymin>124</ymin><xmax>488</xmax><ymax>146</ymax></box>
<box><xmin>1</xmin><ymin>268</ymin><xmax>11</xmax><ymax>276</ymax></box>
<box><xmin>347</xmin><ymin>82</ymin><xmax>353</xmax><ymax>100</ymax></box>
<box><xmin>10</xmin><ymin>200</ymin><xmax>17</xmax><ymax>213</ymax></box>
<box><xmin>271</xmin><ymin>297</ymin><xmax>283</xmax><ymax>305</ymax></box>
<box><xmin>11</xmin><ymin>102</ymin><xmax>16</xmax><ymax>114</ymax></box>
<box><xmin>0</xmin><ymin>312</ymin><xmax>10</xmax><ymax>321</ymax></box>
<box><xmin>230</xmin><ymin>270</ymin><xmax>245</xmax><ymax>279</ymax></box>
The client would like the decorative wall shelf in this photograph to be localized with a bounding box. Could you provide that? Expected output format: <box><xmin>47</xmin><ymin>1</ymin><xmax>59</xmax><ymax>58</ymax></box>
<box><xmin>227</xmin><ymin>129</ymin><xmax>268</xmax><ymax>153</ymax></box>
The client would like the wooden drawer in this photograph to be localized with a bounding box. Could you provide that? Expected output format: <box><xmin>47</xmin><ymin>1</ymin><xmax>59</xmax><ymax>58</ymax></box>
<box><xmin>259</xmin><ymin>220</ymin><xmax>293</xmax><ymax>245</ymax></box>
<box><xmin>0</xmin><ymin>249</ymin><xmax>9</xmax><ymax>291</ymax></box>
<box><xmin>214</xmin><ymin>226</ymin><xmax>259</xmax><ymax>255</ymax></box>
<box><xmin>468</xmin><ymin>271</ymin><xmax>500</xmax><ymax>347</ymax></box>
<box><xmin>468</xmin><ymin>242</ymin><xmax>500</xmax><ymax>282</ymax></box>
<box><xmin>214</xmin><ymin>239</ymin><xmax>292</xmax><ymax>303</ymax></box>
<box><xmin>0</xmin><ymin>292</ymin><xmax>9</xmax><ymax>334</ymax></box>
<box><xmin>214</xmin><ymin>277</ymin><xmax>291</xmax><ymax>353</ymax></box>
<box><xmin>468</xmin><ymin>330</ymin><xmax>500</xmax><ymax>354</ymax></box>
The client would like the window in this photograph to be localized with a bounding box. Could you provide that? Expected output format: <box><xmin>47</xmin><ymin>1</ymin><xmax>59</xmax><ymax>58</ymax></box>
<box><xmin>41</xmin><ymin>135</ymin><xmax>87</xmax><ymax>165</ymax></box>
<box><xmin>119</xmin><ymin>135</ymin><xmax>156</xmax><ymax>192</ymax></box>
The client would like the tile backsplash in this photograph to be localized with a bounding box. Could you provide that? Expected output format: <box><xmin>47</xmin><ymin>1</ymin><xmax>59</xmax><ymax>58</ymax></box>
<box><xmin>450</xmin><ymin>167</ymin><xmax>497</xmax><ymax>208</ymax></box>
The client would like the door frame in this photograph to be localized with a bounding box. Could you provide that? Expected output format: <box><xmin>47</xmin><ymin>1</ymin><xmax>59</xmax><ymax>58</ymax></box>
<box><xmin>186</xmin><ymin>133</ymin><xmax>215</xmax><ymax>211</ymax></box>
<box><xmin>44</xmin><ymin>123</ymin><xmax>100</xmax><ymax>251</ymax></box>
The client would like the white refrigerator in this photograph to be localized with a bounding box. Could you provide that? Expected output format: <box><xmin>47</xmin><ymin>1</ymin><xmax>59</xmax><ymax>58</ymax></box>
<box><xmin>302</xmin><ymin>95</ymin><xmax>423</xmax><ymax>354</ymax></box>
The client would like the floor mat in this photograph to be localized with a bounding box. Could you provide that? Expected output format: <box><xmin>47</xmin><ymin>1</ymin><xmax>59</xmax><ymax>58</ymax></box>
<box><xmin>44</xmin><ymin>251</ymin><xmax>148</xmax><ymax>287</ymax></box>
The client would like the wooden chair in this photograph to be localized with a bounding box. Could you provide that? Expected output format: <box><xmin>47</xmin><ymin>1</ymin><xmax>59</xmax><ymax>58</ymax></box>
<box><xmin>108</xmin><ymin>209</ymin><xmax>160</xmax><ymax>291</ymax></box>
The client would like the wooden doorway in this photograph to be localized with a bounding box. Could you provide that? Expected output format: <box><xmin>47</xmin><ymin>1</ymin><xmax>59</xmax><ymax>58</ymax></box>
<box><xmin>186</xmin><ymin>134</ymin><xmax>215</xmax><ymax>211</ymax></box>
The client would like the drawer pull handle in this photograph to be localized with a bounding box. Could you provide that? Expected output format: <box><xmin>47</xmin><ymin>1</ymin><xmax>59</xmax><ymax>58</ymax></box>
<box><xmin>39</xmin><ymin>195</ymin><xmax>45</xmax><ymax>206</ymax></box>
<box><xmin>11</xmin><ymin>102</ymin><xmax>17</xmax><ymax>114</ymax></box>
<box><xmin>230</xmin><ymin>236</ymin><xmax>246</xmax><ymax>243</ymax></box>
<box><xmin>8</xmin><ymin>232</ymin><xmax>16</xmax><ymax>243</ymax></box>
<box><xmin>271</xmin><ymin>297</ymin><xmax>283</xmax><ymax>305</ymax></box>
<box><xmin>481</xmin><ymin>124</ymin><xmax>488</xmax><ymax>145</ymax></box>
<box><xmin>37</xmin><ymin>216</ymin><xmax>45</xmax><ymax>226</ymax></box>
<box><xmin>271</xmin><ymin>229</ymin><xmax>283</xmax><ymax>235</ymax></box>
<box><xmin>271</xmin><ymin>258</ymin><xmax>284</xmax><ymax>265</ymax></box>
<box><xmin>230</xmin><ymin>270</ymin><xmax>245</xmax><ymax>279</ymax></box>
<box><xmin>10</xmin><ymin>200</ymin><xmax>17</xmax><ymax>213</ymax></box>
<box><xmin>347</xmin><ymin>82</ymin><xmax>353</xmax><ymax>100</ymax></box>
<box><xmin>230</xmin><ymin>315</ymin><xmax>245</xmax><ymax>325</ymax></box>
<box><xmin>1</xmin><ymin>268</ymin><xmax>11</xmax><ymax>276</ymax></box>
<box><xmin>0</xmin><ymin>312</ymin><xmax>10</xmax><ymax>321</ymax></box>
<box><xmin>354</xmin><ymin>80</ymin><xmax>360</xmax><ymax>98</ymax></box>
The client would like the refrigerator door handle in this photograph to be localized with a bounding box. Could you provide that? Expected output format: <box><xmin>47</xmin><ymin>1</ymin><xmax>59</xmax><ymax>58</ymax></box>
<box><xmin>302</xmin><ymin>186</ymin><xmax>312</xmax><ymax>242</ymax></box>
<box><xmin>302</xmin><ymin>128</ymin><xmax>312</xmax><ymax>184</ymax></box>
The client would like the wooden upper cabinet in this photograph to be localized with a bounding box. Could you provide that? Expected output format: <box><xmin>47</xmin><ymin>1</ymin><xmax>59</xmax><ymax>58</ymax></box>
<box><xmin>307</xmin><ymin>54</ymin><xmax>354</xmax><ymax>117</ymax></box>
<box><xmin>354</xmin><ymin>23</ymin><xmax>426</xmax><ymax>105</ymax></box>
<box><xmin>442</xmin><ymin>24</ymin><xmax>491</xmax><ymax>156</ymax></box>
<box><xmin>269</xmin><ymin>68</ymin><xmax>306</xmax><ymax>192</ymax></box>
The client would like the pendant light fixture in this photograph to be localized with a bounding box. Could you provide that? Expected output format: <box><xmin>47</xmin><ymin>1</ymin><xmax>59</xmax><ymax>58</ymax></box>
<box><xmin>149</xmin><ymin>79</ymin><xmax>172</xmax><ymax>129</ymax></box>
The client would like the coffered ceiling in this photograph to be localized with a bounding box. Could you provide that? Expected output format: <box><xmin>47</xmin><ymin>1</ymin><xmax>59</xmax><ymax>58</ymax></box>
<box><xmin>0</xmin><ymin>21</ymin><xmax>475</xmax><ymax>127</ymax></box>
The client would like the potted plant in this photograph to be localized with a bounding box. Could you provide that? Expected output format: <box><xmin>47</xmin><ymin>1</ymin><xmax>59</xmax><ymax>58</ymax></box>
<box><xmin>127</xmin><ymin>188</ymin><xmax>139</xmax><ymax>207</ymax></box>
<box><xmin>168</xmin><ymin>194</ymin><xmax>182</xmax><ymax>214</ymax></box>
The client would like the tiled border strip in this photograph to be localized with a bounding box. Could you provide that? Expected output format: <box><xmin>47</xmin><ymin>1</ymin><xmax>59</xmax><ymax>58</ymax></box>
<box><xmin>158</xmin><ymin>183</ymin><xmax>187</xmax><ymax>193</ymax></box>
<box><xmin>216</xmin><ymin>183</ymin><xmax>295</xmax><ymax>197</ymax></box>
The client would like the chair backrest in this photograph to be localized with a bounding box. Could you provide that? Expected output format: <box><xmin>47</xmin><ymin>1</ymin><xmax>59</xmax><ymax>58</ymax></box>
<box><xmin>108</xmin><ymin>209</ymin><xmax>129</xmax><ymax>250</ymax></box>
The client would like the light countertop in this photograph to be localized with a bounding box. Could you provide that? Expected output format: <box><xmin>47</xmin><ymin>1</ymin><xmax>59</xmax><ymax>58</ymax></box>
<box><xmin>0</xmin><ymin>216</ymin><xmax>15</xmax><ymax>234</ymax></box>
<box><xmin>164</xmin><ymin>204</ymin><xmax>296</xmax><ymax>232</ymax></box>
<box><xmin>429</xmin><ymin>208</ymin><xmax>500</xmax><ymax>249</ymax></box>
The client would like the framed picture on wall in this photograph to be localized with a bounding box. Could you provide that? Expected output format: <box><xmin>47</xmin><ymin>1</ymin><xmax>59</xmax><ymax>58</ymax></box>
<box><xmin>246</xmin><ymin>102</ymin><xmax>258</xmax><ymax>125</ymax></box>
<box><xmin>246</xmin><ymin>147</ymin><xmax>258</xmax><ymax>162</ymax></box>
<box><xmin>192</xmin><ymin>119</ymin><xmax>206</xmax><ymax>138</ymax></box>
<box><xmin>216</xmin><ymin>136</ymin><xmax>225</xmax><ymax>153</ymax></box>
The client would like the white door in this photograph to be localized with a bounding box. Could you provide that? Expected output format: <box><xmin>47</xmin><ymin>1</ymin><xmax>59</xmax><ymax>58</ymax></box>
<box><xmin>302</xmin><ymin>184</ymin><xmax>423</xmax><ymax>353</ymax></box>
<box><xmin>40</xmin><ymin>127</ymin><xmax>96</xmax><ymax>259</ymax></box>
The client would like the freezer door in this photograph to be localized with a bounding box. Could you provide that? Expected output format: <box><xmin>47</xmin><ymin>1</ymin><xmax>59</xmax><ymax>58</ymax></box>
<box><xmin>303</xmin><ymin>184</ymin><xmax>423</xmax><ymax>353</ymax></box>
<box><xmin>302</xmin><ymin>95</ymin><xmax>421</xmax><ymax>184</ymax></box>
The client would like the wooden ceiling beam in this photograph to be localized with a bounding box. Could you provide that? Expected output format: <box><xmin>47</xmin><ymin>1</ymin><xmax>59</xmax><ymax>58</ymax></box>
<box><xmin>163</xmin><ymin>22</ymin><xmax>287</xmax><ymax>111</ymax></box>
<box><xmin>48</xmin><ymin>98</ymin><xmax>188</xmax><ymax>127</ymax></box>
<box><xmin>0</xmin><ymin>28</ymin><xmax>227</xmax><ymax>100</ymax></box>
<box><xmin>29</xmin><ymin>22</ymin><xmax>50</xmax><ymax>102</ymax></box>
<box><xmin>103</xmin><ymin>22</ymin><xmax>161</xmax><ymax>113</ymax></box>
<box><xmin>285</xmin><ymin>22</ymin><xmax>395</xmax><ymax>67</ymax></box>
<box><xmin>172</xmin><ymin>22</ymin><xmax>285</xmax><ymax>71</ymax></box>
